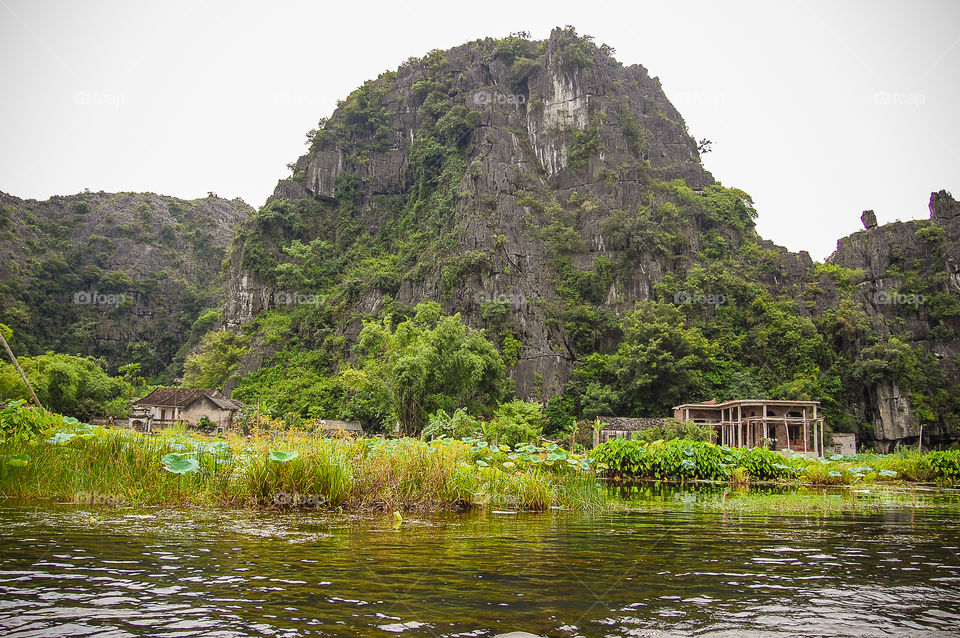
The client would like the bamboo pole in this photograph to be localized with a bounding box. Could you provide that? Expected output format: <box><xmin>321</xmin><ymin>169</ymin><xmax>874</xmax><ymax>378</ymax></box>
<box><xmin>0</xmin><ymin>331</ymin><xmax>43</xmax><ymax>410</ymax></box>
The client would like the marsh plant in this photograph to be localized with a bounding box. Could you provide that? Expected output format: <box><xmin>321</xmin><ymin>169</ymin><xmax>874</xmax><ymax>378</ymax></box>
<box><xmin>590</xmin><ymin>438</ymin><xmax>960</xmax><ymax>485</ymax></box>
<box><xmin>0</xmin><ymin>407</ymin><xmax>602</xmax><ymax>512</ymax></box>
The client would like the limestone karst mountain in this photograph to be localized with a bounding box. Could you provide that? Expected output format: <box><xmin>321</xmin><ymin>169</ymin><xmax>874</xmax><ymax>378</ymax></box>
<box><xmin>213</xmin><ymin>27</ymin><xmax>960</xmax><ymax>447</ymax></box>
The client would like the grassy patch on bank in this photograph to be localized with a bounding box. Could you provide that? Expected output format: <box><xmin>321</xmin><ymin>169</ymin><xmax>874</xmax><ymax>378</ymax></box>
<box><xmin>610</xmin><ymin>486</ymin><xmax>951</xmax><ymax>515</ymax></box>
<box><xmin>0</xmin><ymin>402</ymin><xmax>603</xmax><ymax>512</ymax></box>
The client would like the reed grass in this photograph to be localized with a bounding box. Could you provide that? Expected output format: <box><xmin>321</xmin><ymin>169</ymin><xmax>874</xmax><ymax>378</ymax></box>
<box><xmin>0</xmin><ymin>427</ymin><xmax>603</xmax><ymax>512</ymax></box>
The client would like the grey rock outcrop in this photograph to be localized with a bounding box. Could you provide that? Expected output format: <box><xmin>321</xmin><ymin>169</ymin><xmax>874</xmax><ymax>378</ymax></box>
<box><xmin>827</xmin><ymin>190</ymin><xmax>960</xmax><ymax>447</ymax></box>
<box><xmin>225</xmin><ymin>28</ymin><xmax>725</xmax><ymax>396</ymax></box>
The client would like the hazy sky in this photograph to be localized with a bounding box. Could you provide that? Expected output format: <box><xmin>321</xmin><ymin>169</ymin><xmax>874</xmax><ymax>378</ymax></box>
<box><xmin>1</xmin><ymin>0</ymin><xmax>957</xmax><ymax>260</ymax></box>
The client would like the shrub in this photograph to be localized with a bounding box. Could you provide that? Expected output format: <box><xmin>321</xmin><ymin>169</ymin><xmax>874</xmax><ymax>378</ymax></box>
<box><xmin>482</xmin><ymin>399</ymin><xmax>544</xmax><ymax>448</ymax></box>
<box><xmin>0</xmin><ymin>401</ymin><xmax>63</xmax><ymax>443</ymax></box>
<box><xmin>591</xmin><ymin>439</ymin><xmax>801</xmax><ymax>482</ymax></box>
<box><xmin>422</xmin><ymin>408</ymin><xmax>482</xmax><ymax>440</ymax></box>
<box><xmin>568</xmin><ymin>127</ymin><xmax>602</xmax><ymax>170</ymax></box>
<box><xmin>915</xmin><ymin>224</ymin><xmax>946</xmax><ymax>244</ymax></box>
<box><xmin>630</xmin><ymin>419</ymin><xmax>716</xmax><ymax>443</ymax></box>
<box><xmin>729</xmin><ymin>466</ymin><xmax>750</xmax><ymax>487</ymax></box>
<box><xmin>928</xmin><ymin>449</ymin><xmax>960</xmax><ymax>483</ymax></box>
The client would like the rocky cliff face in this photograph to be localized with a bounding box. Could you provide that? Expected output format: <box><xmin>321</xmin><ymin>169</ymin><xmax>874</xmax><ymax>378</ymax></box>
<box><xmin>225</xmin><ymin>28</ymin><xmax>744</xmax><ymax>395</ymax></box>
<box><xmin>827</xmin><ymin>190</ymin><xmax>960</xmax><ymax>449</ymax></box>
<box><xmin>219</xmin><ymin>27</ymin><xmax>960</xmax><ymax>447</ymax></box>
<box><xmin>0</xmin><ymin>190</ymin><xmax>252</xmax><ymax>377</ymax></box>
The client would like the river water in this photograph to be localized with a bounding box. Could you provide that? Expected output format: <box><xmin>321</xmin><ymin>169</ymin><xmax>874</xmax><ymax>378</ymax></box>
<box><xmin>1</xmin><ymin>490</ymin><xmax>960</xmax><ymax>637</ymax></box>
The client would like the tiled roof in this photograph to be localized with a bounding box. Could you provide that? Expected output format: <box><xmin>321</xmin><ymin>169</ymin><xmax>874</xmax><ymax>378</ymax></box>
<box><xmin>208</xmin><ymin>395</ymin><xmax>243</xmax><ymax>410</ymax></box>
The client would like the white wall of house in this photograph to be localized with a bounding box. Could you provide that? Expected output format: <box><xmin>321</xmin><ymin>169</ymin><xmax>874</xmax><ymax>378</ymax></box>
<box><xmin>149</xmin><ymin>406</ymin><xmax>184</xmax><ymax>421</ymax></box>
<box><xmin>143</xmin><ymin>401</ymin><xmax>233</xmax><ymax>427</ymax></box>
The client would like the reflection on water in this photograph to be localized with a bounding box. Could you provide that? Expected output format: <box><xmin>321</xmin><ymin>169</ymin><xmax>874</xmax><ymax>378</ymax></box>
<box><xmin>1</xmin><ymin>491</ymin><xmax>959</xmax><ymax>637</ymax></box>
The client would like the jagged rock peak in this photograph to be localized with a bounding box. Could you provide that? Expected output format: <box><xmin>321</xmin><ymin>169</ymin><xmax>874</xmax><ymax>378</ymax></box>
<box><xmin>270</xmin><ymin>26</ymin><xmax>712</xmax><ymax>206</ymax></box>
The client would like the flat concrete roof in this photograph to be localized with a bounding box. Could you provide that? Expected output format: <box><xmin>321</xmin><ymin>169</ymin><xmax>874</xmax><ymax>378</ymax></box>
<box><xmin>673</xmin><ymin>399</ymin><xmax>820</xmax><ymax>410</ymax></box>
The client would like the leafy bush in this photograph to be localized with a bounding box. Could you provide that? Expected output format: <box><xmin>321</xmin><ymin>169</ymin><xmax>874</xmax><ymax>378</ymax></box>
<box><xmin>0</xmin><ymin>400</ymin><xmax>72</xmax><ymax>443</ymax></box>
<box><xmin>630</xmin><ymin>419</ymin><xmax>716</xmax><ymax>443</ymax></box>
<box><xmin>591</xmin><ymin>439</ymin><xmax>800</xmax><ymax>482</ymax></box>
<box><xmin>343</xmin><ymin>302</ymin><xmax>509</xmax><ymax>436</ymax></box>
<box><xmin>423</xmin><ymin>408</ymin><xmax>482</xmax><ymax>440</ymax></box>
<box><xmin>591</xmin><ymin>439</ymin><xmax>960</xmax><ymax>486</ymax></box>
<box><xmin>0</xmin><ymin>353</ymin><xmax>127</xmax><ymax>420</ymax></box>
<box><xmin>568</xmin><ymin>127</ymin><xmax>602</xmax><ymax>170</ymax></box>
<box><xmin>482</xmin><ymin>399</ymin><xmax>544</xmax><ymax>448</ymax></box>
<box><xmin>507</xmin><ymin>57</ymin><xmax>538</xmax><ymax>89</ymax></box>
<box><xmin>915</xmin><ymin>224</ymin><xmax>946</xmax><ymax>244</ymax></box>
<box><xmin>927</xmin><ymin>449</ymin><xmax>960</xmax><ymax>482</ymax></box>
<box><xmin>182</xmin><ymin>330</ymin><xmax>249</xmax><ymax>388</ymax></box>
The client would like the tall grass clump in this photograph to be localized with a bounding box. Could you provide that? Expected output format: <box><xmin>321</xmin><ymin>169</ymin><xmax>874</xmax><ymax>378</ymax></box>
<box><xmin>0</xmin><ymin>406</ymin><xmax>602</xmax><ymax>512</ymax></box>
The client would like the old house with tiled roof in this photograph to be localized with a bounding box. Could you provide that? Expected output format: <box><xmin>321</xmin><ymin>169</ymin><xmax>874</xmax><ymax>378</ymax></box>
<box><xmin>129</xmin><ymin>388</ymin><xmax>242</xmax><ymax>433</ymax></box>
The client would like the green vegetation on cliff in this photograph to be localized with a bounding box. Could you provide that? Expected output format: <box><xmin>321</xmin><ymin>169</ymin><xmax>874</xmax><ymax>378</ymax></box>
<box><xmin>0</xmin><ymin>191</ymin><xmax>251</xmax><ymax>380</ymax></box>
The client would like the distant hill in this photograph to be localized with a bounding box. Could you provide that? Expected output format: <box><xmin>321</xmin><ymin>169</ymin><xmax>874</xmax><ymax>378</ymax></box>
<box><xmin>0</xmin><ymin>190</ymin><xmax>252</xmax><ymax>379</ymax></box>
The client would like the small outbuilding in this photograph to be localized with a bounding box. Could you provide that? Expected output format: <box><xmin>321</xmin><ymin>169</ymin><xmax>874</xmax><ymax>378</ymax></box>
<box><xmin>832</xmin><ymin>432</ymin><xmax>857</xmax><ymax>456</ymax></box>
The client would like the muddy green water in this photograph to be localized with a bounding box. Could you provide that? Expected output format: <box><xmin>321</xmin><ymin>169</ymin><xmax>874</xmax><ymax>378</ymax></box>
<box><xmin>2</xmin><ymin>489</ymin><xmax>960</xmax><ymax>637</ymax></box>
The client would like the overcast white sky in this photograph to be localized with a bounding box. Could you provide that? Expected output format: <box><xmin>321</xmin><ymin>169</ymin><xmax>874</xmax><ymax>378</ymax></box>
<box><xmin>1</xmin><ymin>0</ymin><xmax>957</xmax><ymax>260</ymax></box>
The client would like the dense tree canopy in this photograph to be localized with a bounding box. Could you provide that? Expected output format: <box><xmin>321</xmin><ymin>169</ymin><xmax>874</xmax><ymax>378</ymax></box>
<box><xmin>0</xmin><ymin>352</ymin><xmax>129</xmax><ymax>420</ymax></box>
<box><xmin>342</xmin><ymin>302</ymin><xmax>509</xmax><ymax>435</ymax></box>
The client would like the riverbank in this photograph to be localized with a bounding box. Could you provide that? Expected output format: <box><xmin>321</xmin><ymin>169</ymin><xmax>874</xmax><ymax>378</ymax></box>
<box><xmin>608</xmin><ymin>483</ymin><xmax>960</xmax><ymax>515</ymax></box>
<box><xmin>591</xmin><ymin>437</ymin><xmax>960</xmax><ymax>486</ymax></box>
<box><xmin>3</xmin><ymin>402</ymin><xmax>960</xmax><ymax>513</ymax></box>
<box><xmin>0</xmin><ymin>406</ymin><xmax>603</xmax><ymax>512</ymax></box>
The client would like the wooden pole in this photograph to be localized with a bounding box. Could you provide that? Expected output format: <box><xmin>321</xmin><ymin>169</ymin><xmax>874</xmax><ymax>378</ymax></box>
<box><xmin>0</xmin><ymin>331</ymin><xmax>43</xmax><ymax>410</ymax></box>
